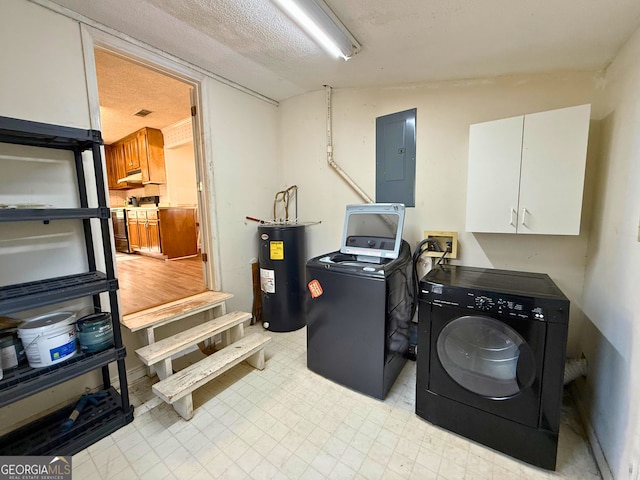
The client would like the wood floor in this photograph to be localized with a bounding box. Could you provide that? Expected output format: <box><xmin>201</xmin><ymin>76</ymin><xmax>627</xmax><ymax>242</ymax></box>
<box><xmin>116</xmin><ymin>254</ymin><xmax>207</xmax><ymax>315</ymax></box>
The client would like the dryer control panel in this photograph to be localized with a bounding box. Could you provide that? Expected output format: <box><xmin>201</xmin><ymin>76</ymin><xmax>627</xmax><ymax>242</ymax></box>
<box><xmin>427</xmin><ymin>288</ymin><xmax>538</xmax><ymax>320</ymax></box>
<box><xmin>420</xmin><ymin>270</ymin><xmax>569</xmax><ymax>324</ymax></box>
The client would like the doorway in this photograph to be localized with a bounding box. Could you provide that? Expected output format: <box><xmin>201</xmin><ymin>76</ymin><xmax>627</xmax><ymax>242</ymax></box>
<box><xmin>93</xmin><ymin>48</ymin><xmax>209</xmax><ymax>315</ymax></box>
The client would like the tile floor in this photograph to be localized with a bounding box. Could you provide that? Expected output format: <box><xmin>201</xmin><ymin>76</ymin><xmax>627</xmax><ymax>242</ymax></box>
<box><xmin>72</xmin><ymin>325</ymin><xmax>602</xmax><ymax>479</ymax></box>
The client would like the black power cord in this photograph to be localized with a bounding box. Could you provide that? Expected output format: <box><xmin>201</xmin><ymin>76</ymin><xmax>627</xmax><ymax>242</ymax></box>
<box><xmin>407</xmin><ymin>238</ymin><xmax>451</xmax><ymax>360</ymax></box>
<box><xmin>434</xmin><ymin>243</ymin><xmax>452</xmax><ymax>270</ymax></box>
<box><xmin>410</xmin><ymin>238</ymin><xmax>441</xmax><ymax>321</ymax></box>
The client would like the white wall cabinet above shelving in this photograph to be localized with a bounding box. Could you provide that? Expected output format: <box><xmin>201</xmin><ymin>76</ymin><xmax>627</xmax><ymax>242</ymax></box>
<box><xmin>465</xmin><ymin>104</ymin><xmax>591</xmax><ymax>235</ymax></box>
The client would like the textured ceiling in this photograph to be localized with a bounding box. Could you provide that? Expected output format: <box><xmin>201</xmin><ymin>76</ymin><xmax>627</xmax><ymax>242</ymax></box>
<box><xmin>48</xmin><ymin>0</ymin><xmax>640</xmax><ymax>102</ymax></box>
<box><xmin>95</xmin><ymin>49</ymin><xmax>192</xmax><ymax>144</ymax></box>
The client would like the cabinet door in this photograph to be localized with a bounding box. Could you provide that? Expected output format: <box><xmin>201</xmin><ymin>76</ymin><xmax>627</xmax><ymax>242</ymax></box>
<box><xmin>124</xmin><ymin>136</ymin><xmax>140</xmax><ymax>173</ymax></box>
<box><xmin>136</xmin><ymin>130</ymin><xmax>149</xmax><ymax>181</ymax></box>
<box><xmin>104</xmin><ymin>145</ymin><xmax>119</xmax><ymax>190</ymax></box>
<box><xmin>147</xmin><ymin>219</ymin><xmax>161</xmax><ymax>252</ymax></box>
<box><xmin>138</xmin><ymin>211</ymin><xmax>151</xmax><ymax>251</ymax></box>
<box><xmin>465</xmin><ymin>116</ymin><xmax>524</xmax><ymax>233</ymax></box>
<box><xmin>157</xmin><ymin>208</ymin><xmax>197</xmax><ymax>258</ymax></box>
<box><xmin>114</xmin><ymin>143</ymin><xmax>128</xmax><ymax>182</ymax></box>
<box><xmin>519</xmin><ymin>104</ymin><xmax>590</xmax><ymax>235</ymax></box>
<box><xmin>145</xmin><ymin>209</ymin><xmax>161</xmax><ymax>252</ymax></box>
<box><xmin>127</xmin><ymin>217</ymin><xmax>141</xmax><ymax>250</ymax></box>
<box><xmin>140</xmin><ymin>128</ymin><xmax>166</xmax><ymax>184</ymax></box>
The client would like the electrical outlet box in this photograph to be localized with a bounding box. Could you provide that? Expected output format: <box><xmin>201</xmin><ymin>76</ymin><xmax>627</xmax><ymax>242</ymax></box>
<box><xmin>423</xmin><ymin>231</ymin><xmax>458</xmax><ymax>259</ymax></box>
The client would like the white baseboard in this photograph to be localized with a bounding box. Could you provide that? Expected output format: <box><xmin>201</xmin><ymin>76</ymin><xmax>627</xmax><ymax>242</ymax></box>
<box><xmin>569</xmin><ymin>383</ymin><xmax>614</xmax><ymax>480</ymax></box>
<box><xmin>111</xmin><ymin>364</ymin><xmax>149</xmax><ymax>388</ymax></box>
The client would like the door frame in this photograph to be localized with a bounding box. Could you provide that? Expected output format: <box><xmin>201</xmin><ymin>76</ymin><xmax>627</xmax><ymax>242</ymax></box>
<box><xmin>79</xmin><ymin>24</ymin><xmax>220</xmax><ymax>292</ymax></box>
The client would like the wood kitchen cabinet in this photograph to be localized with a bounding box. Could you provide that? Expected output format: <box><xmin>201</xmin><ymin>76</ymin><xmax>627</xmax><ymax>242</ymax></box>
<box><xmin>137</xmin><ymin>128</ymin><xmax>166</xmax><ymax>184</ymax></box>
<box><xmin>106</xmin><ymin>127</ymin><xmax>166</xmax><ymax>190</ymax></box>
<box><xmin>126</xmin><ymin>208</ymin><xmax>197</xmax><ymax>259</ymax></box>
<box><xmin>122</xmin><ymin>134</ymin><xmax>140</xmax><ymax>173</ymax></box>
<box><xmin>158</xmin><ymin>208</ymin><xmax>197</xmax><ymax>259</ymax></box>
<box><xmin>104</xmin><ymin>144</ymin><xmax>119</xmax><ymax>190</ymax></box>
<box><xmin>127</xmin><ymin>211</ymin><xmax>141</xmax><ymax>250</ymax></box>
<box><xmin>145</xmin><ymin>209</ymin><xmax>161</xmax><ymax>253</ymax></box>
<box><xmin>105</xmin><ymin>143</ymin><xmax>138</xmax><ymax>190</ymax></box>
<box><xmin>465</xmin><ymin>104</ymin><xmax>591</xmax><ymax>235</ymax></box>
<box><xmin>128</xmin><ymin>209</ymin><xmax>161</xmax><ymax>254</ymax></box>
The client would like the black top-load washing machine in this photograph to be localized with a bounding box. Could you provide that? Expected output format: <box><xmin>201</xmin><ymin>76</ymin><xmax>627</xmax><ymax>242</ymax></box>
<box><xmin>306</xmin><ymin>204</ymin><xmax>415</xmax><ymax>400</ymax></box>
<box><xmin>416</xmin><ymin>265</ymin><xmax>569</xmax><ymax>470</ymax></box>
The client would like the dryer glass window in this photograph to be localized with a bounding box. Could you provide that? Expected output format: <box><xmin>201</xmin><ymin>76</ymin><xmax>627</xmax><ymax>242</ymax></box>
<box><xmin>436</xmin><ymin>315</ymin><xmax>535</xmax><ymax>398</ymax></box>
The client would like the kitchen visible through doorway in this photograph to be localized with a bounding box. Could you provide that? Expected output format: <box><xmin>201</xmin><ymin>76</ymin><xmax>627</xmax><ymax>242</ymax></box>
<box><xmin>94</xmin><ymin>48</ymin><xmax>208</xmax><ymax>315</ymax></box>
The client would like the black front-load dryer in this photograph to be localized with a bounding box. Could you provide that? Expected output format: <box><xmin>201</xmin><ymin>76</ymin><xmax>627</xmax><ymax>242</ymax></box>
<box><xmin>416</xmin><ymin>265</ymin><xmax>569</xmax><ymax>470</ymax></box>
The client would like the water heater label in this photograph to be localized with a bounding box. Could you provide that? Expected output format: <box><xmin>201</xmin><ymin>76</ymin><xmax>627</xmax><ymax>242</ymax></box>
<box><xmin>270</xmin><ymin>241</ymin><xmax>284</xmax><ymax>260</ymax></box>
<box><xmin>260</xmin><ymin>268</ymin><xmax>276</xmax><ymax>293</ymax></box>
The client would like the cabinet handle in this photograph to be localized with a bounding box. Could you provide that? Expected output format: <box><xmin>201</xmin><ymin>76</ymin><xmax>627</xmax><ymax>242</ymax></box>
<box><xmin>521</xmin><ymin>208</ymin><xmax>529</xmax><ymax>227</ymax></box>
<box><xmin>510</xmin><ymin>208</ymin><xmax>517</xmax><ymax>228</ymax></box>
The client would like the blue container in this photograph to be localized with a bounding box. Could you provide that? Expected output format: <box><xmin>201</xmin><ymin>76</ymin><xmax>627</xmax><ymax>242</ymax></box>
<box><xmin>77</xmin><ymin>312</ymin><xmax>114</xmax><ymax>353</ymax></box>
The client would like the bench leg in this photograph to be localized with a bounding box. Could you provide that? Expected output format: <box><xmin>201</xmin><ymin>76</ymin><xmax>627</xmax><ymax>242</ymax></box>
<box><xmin>246</xmin><ymin>348</ymin><xmax>265</xmax><ymax>370</ymax></box>
<box><xmin>173</xmin><ymin>394</ymin><xmax>194</xmax><ymax>420</ymax></box>
<box><xmin>225</xmin><ymin>323</ymin><xmax>244</xmax><ymax>346</ymax></box>
<box><xmin>155</xmin><ymin>358</ymin><xmax>173</xmax><ymax>381</ymax></box>
<box><xmin>141</xmin><ymin>328</ymin><xmax>157</xmax><ymax>377</ymax></box>
<box><xmin>203</xmin><ymin>306</ymin><xmax>216</xmax><ymax>351</ymax></box>
<box><xmin>201</xmin><ymin>304</ymin><xmax>229</xmax><ymax>351</ymax></box>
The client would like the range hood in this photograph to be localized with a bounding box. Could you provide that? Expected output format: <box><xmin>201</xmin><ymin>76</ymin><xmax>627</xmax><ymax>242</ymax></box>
<box><xmin>117</xmin><ymin>170</ymin><xmax>143</xmax><ymax>184</ymax></box>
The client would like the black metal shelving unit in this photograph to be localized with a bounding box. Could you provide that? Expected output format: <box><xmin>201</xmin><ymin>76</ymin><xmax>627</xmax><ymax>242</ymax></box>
<box><xmin>0</xmin><ymin>115</ymin><xmax>133</xmax><ymax>455</ymax></box>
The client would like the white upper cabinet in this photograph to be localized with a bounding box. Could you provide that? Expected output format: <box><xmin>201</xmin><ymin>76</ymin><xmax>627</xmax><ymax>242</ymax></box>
<box><xmin>465</xmin><ymin>104</ymin><xmax>591</xmax><ymax>235</ymax></box>
<box><xmin>466</xmin><ymin>115</ymin><xmax>524</xmax><ymax>234</ymax></box>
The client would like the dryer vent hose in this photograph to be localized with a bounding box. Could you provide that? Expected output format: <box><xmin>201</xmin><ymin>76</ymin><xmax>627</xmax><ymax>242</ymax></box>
<box><xmin>564</xmin><ymin>357</ymin><xmax>588</xmax><ymax>385</ymax></box>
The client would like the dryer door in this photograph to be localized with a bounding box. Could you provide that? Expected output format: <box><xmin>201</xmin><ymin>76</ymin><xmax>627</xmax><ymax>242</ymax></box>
<box><xmin>437</xmin><ymin>316</ymin><xmax>536</xmax><ymax>398</ymax></box>
<box><xmin>429</xmin><ymin>306</ymin><xmax>545</xmax><ymax>427</ymax></box>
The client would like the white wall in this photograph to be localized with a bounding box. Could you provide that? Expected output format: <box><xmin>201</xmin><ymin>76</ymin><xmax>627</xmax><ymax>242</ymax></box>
<box><xmin>280</xmin><ymin>73</ymin><xmax>600</xmax><ymax>357</ymax></box>
<box><xmin>163</xmin><ymin>142</ymin><xmax>198</xmax><ymax>206</ymax></box>
<box><xmin>205</xmin><ymin>78</ymin><xmax>280</xmax><ymax>312</ymax></box>
<box><xmin>578</xmin><ymin>24</ymin><xmax>640</xmax><ymax>478</ymax></box>
<box><xmin>0</xmin><ymin>0</ymin><xmax>90</xmax><ymax>127</ymax></box>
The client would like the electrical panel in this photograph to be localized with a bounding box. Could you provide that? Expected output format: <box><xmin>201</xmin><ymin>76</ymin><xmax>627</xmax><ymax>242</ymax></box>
<box><xmin>376</xmin><ymin>108</ymin><xmax>416</xmax><ymax>207</ymax></box>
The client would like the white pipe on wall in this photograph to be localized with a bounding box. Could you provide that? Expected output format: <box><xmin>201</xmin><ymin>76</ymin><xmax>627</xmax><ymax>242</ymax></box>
<box><xmin>324</xmin><ymin>85</ymin><xmax>373</xmax><ymax>203</ymax></box>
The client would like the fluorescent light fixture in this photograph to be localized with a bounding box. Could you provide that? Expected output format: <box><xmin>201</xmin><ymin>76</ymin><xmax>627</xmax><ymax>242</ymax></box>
<box><xmin>272</xmin><ymin>0</ymin><xmax>361</xmax><ymax>60</ymax></box>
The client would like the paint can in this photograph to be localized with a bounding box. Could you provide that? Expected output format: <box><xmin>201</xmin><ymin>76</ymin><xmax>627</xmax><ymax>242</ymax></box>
<box><xmin>0</xmin><ymin>331</ymin><xmax>26</xmax><ymax>369</ymax></box>
<box><xmin>76</xmin><ymin>312</ymin><xmax>114</xmax><ymax>353</ymax></box>
<box><xmin>18</xmin><ymin>312</ymin><xmax>77</xmax><ymax>368</ymax></box>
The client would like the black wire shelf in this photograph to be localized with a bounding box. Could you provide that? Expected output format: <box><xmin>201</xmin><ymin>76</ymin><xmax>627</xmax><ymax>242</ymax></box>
<box><xmin>0</xmin><ymin>115</ymin><xmax>132</xmax><ymax>456</ymax></box>
<box><xmin>0</xmin><ymin>347</ymin><xmax>126</xmax><ymax>407</ymax></box>
<box><xmin>0</xmin><ymin>271</ymin><xmax>118</xmax><ymax>316</ymax></box>
<box><xmin>0</xmin><ymin>116</ymin><xmax>102</xmax><ymax>151</ymax></box>
<box><xmin>0</xmin><ymin>207</ymin><xmax>110</xmax><ymax>222</ymax></box>
<box><xmin>0</xmin><ymin>387</ymin><xmax>134</xmax><ymax>456</ymax></box>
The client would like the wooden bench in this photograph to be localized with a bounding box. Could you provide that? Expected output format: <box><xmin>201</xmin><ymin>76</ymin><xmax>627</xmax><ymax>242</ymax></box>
<box><xmin>152</xmin><ymin>332</ymin><xmax>272</xmax><ymax>419</ymax></box>
<box><xmin>135</xmin><ymin>311</ymin><xmax>251</xmax><ymax>380</ymax></box>
<box><xmin>122</xmin><ymin>291</ymin><xmax>233</xmax><ymax>375</ymax></box>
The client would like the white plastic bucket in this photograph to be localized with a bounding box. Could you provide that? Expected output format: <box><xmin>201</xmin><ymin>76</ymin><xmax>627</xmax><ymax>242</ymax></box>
<box><xmin>18</xmin><ymin>312</ymin><xmax>77</xmax><ymax>368</ymax></box>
